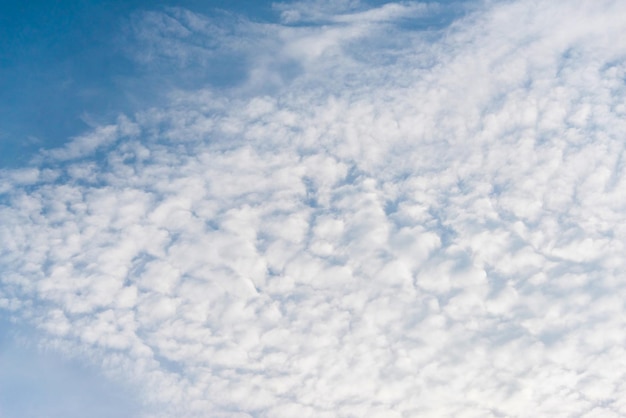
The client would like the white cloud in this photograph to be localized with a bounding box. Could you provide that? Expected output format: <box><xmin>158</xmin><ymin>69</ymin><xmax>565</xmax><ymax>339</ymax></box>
<box><xmin>2</xmin><ymin>0</ymin><xmax>626</xmax><ymax>416</ymax></box>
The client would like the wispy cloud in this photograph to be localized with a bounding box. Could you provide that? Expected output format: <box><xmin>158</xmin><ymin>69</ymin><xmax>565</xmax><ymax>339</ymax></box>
<box><xmin>2</xmin><ymin>0</ymin><xmax>626</xmax><ymax>416</ymax></box>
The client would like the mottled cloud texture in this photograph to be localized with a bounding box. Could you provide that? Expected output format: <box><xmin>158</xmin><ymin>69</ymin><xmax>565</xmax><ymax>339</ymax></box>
<box><xmin>2</xmin><ymin>0</ymin><xmax>626</xmax><ymax>416</ymax></box>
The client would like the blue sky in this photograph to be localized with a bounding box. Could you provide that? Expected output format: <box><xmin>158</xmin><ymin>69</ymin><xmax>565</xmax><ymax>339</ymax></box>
<box><xmin>0</xmin><ymin>0</ymin><xmax>461</xmax><ymax>166</ymax></box>
<box><xmin>0</xmin><ymin>315</ymin><xmax>139</xmax><ymax>417</ymax></box>
<box><xmin>2</xmin><ymin>1</ymin><xmax>626</xmax><ymax>417</ymax></box>
<box><xmin>0</xmin><ymin>0</ymin><xmax>470</xmax><ymax>167</ymax></box>
<box><xmin>0</xmin><ymin>0</ymin><xmax>297</xmax><ymax>168</ymax></box>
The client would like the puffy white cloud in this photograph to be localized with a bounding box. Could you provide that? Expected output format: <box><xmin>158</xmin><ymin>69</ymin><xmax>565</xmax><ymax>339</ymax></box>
<box><xmin>2</xmin><ymin>0</ymin><xmax>626</xmax><ymax>416</ymax></box>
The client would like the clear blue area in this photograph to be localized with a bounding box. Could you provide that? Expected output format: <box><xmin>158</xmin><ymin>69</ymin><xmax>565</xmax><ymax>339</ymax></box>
<box><xmin>0</xmin><ymin>316</ymin><xmax>140</xmax><ymax>418</ymax></box>
<box><xmin>0</xmin><ymin>0</ymin><xmax>468</xmax><ymax>168</ymax></box>
<box><xmin>0</xmin><ymin>0</ymin><xmax>278</xmax><ymax>168</ymax></box>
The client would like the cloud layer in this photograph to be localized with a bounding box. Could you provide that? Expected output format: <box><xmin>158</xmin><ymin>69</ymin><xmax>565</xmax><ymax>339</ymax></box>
<box><xmin>2</xmin><ymin>0</ymin><xmax>626</xmax><ymax>416</ymax></box>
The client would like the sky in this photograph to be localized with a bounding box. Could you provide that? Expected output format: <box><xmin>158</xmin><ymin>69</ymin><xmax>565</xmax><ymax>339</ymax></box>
<box><xmin>1</xmin><ymin>0</ymin><xmax>626</xmax><ymax>417</ymax></box>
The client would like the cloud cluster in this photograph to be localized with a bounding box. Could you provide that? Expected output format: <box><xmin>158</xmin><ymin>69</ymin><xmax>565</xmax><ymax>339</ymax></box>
<box><xmin>2</xmin><ymin>0</ymin><xmax>626</xmax><ymax>416</ymax></box>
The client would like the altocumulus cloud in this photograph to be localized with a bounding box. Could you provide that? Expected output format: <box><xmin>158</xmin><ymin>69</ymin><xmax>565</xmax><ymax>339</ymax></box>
<box><xmin>2</xmin><ymin>0</ymin><xmax>626</xmax><ymax>416</ymax></box>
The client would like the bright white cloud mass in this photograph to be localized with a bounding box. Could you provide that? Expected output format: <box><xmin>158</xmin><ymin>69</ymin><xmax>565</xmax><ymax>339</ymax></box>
<box><xmin>2</xmin><ymin>0</ymin><xmax>626</xmax><ymax>416</ymax></box>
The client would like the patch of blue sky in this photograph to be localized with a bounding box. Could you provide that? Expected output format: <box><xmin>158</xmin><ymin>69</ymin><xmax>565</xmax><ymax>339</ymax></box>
<box><xmin>0</xmin><ymin>316</ymin><xmax>140</xmax><ymax>418</ymax></box>
<box><xmin>0</xmin><ymin>0</ymin><xmax>465</xmax><ymax>168</ymax></box>
<box><xmin>0</xmin><ymin>0</ymin><xmax>276</xmax><ymax>168</ymax></box>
